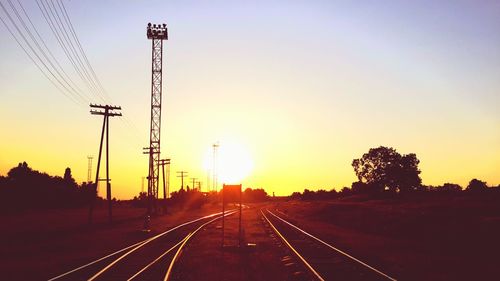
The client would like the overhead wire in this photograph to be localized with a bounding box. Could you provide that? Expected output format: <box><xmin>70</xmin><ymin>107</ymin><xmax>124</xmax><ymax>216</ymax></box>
<box><xmin>0</xmin><ymin>1</ymin><xmax>84</xmax><ymax>106</ymax></box>
<box><xmin>57</xmin><ymin>0</ymin><xmax>111</xmax><ymax>102</ymax></box>
<box><xmin>5</xmin><ymin>0</ymin><xmax>88</xmax><ymax>104</ymax></box>
<box><xmin>55</xmin><ymin>0</ymin><xmax>143</xmax><ymax>144</ymax></box>
<box><xmin>41</xmin><ymin>0</ymin><xmax>104</xmax><ymax>103</ymax></box>
<box><xmin>15</xmin><ymin>0</ymin><xmax>86</xmax><ymax>101</ymax></box>
<box><xmin>36</xmin><ymin>0</ymin><xmax>103</xmax><ymax>103</ymax></box>
<box><xmin>47</xmin><ymin>0</ymin><xmax>101</xmax><ymax>97</ymax></box>
<box><xmin>0</xmin><ymin>18</ymin><xmax>79</xmax><ymax>105</ymax></box>
<box><xmin>51</xmin><ymin>0</ymin><xmax>147</xmax><ymax>150</ymax></box>
<box><xmin>2</xmin><ymin>0</ymin><xmax>150</xmax><ymax>152</ymax></box>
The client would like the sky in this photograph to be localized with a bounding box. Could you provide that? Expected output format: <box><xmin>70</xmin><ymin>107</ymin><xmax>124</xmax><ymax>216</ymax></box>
<box><xmin>1</xmin><ymin>0</ymin><xmax>499</xmax><ymax>199</ymax></box>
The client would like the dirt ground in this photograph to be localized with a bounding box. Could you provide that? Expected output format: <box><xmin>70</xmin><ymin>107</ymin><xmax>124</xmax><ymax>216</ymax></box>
<box><xmin>0</xmin><ymin>202</ymin><xmax>222</xmax><ymax>280</ymax></box>
<box><xmin>274</xmin><ymin>196</ymin><xmax>500</xmax><ymax>281</ymax></box>
<box><xmin>172</xmin><ymin>204</ymin><xmax>310</xmax><ymax>281</ymax></box>
<box><xmin>3</xmin><ymin>197</ymin><xmax>498</xmax><ymax>281</ymax></box>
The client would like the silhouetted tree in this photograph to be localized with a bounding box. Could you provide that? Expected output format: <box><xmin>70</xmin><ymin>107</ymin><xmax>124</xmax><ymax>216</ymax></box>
<box><xmin>339</xmin><ymin>186</ymin><xmax>351</xmax><ymax>196</ymax></box>
<box><xmin>441</xmin><ymin>183</ymin><xmax>462</xmax><ymax>192</ymax></box>
<box><xmin>63</xmin><ymin>167</ymin><xmax>77</xmax><ymax>188</ymax></box>
<box><xmin>0</xmin><ymin>162</ymin><xmax>91</xmax><ymax>211</ymax></box>
<box><xmin>290</xmin><ymin>188</ymin><xmax>339</xmax><ymax>200</ymax></box>
<box><xmin>352</xmin><ymin>146</ymin><xmax>422</xmax><ymax>193</ymax></box>
<box><xmin>466</xmin><ymin>179</ymin><xmax>488</xmax><ymax>192</ymax></box>
<box><xmin>243</xmin><ymin>188</ymin><xmax>268</xmax><ymax>202</ymax></box>
<box><xmin>290</xmin><ymin>191</ymin><xmax>301</xmax><ymax>200</ymax></box>
<box><xmin>351</xmin><ymin>181</ymin><xmax>370</xmax><ymax>193</ymax></box>
<box><xmin>302</xmin><ymin>189</ymin><xmax>314</xmax><ymax>200</ymax></box>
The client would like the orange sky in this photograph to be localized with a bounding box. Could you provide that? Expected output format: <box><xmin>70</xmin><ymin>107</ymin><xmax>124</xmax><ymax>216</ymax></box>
<box><xmin>1</xmin><ymin>1</ymin><xmax>499</xmax><ymax>199</ymax></box>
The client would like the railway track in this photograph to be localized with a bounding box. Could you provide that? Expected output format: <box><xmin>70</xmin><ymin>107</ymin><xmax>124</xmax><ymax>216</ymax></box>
<box><xmin>261</xmin><ymin>208</ymin><xmax>397</xmax><ymax>281</ymax></box>
<box><xmin>48</xmin><ymin>210</ymin><xmax>236</xmax><ymax>281</ymax></box>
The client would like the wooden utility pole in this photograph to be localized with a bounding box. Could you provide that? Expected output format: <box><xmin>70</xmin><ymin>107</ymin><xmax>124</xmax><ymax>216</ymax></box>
<box><xmin>87</xmin><ymin>156</ymin><xmax>93</xmax><ymax>183</ymax></box>
<box><xmin>158</xmin><ymin>159</ymin><xmax>170</xmax><ymax>199</ymax></box>
<box><xmin>88</xmin><ymin>104</ymin><xmax>121</xmax><ymax>224</ymax></box>
<box><xmin>176</xmin><ymin>171</ymin><xmax>188</xmax><ymax>191</ymax></box>
<box><xmin>190</xmin><ymin>177</ymin><xmax>198</xmax><ymax>192</ymax></box>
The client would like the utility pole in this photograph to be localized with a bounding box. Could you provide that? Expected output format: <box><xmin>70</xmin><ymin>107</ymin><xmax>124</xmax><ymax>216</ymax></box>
<box><xmin>142</xmin><ymin>146</ymin><xmax>154</xmax><ymax>214</ymax></box>
<box><xmin>197</xmin><ymin>181</ymin><xmax>202</xmax><ymax>191</ymax></box>
<box><xmin>166</xmin><ymin>160</ymin><xmax>170</xmax><ymax>198</ymax></box>
<box><xmin>191</xmin><ymin>177</ymin><xmax>198</xmax><ymax>192</ymax></box>
<box><xmin>145</xmin><ymin>23</ymin><xmax>168</xmax><ymax>217</ymax></box>
<box><xmin>212</xmin><ymin>142</ymin><xmax>219</xmax><ymax>192</ymax></box>
<box><xmin>87</xmin><ymin>155</ymin><xmax>93</xmax><ymax>183</ymax></box>
<box><xmin>177</xmin><ymin>171</ymin><xmax>188</xmax><ymax>191</ymax></box>
<box><xmin>88</xmin><ymin>104</ymin><xmax>122</xmax><ymax>224</ymax></box>
<box><xmin>158</xmin><ymin>159</ymin><xmax>170</xmax><ymax>199</ymax></box>
<box><xmin>206</xmin><ymin>169</ymin><xmax>211</xmax><ymax>193</ymax></box>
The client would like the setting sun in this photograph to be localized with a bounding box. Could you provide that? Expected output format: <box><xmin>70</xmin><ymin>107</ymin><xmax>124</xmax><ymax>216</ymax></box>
<box><xmin>204</xmin><ymin>141</ymin><xmax>254</xmax><ymax>184</ymax></box>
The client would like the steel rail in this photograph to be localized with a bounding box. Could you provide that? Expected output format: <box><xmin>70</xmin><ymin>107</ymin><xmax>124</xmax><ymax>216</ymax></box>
<box><xmin>163</xmin><ymin>231</ymin><xmax>194</xmax><ymax>281</ymax></box>
<box><xmin>164</xmin><ymin>210</ymin><xmax>237</xmax><ymax>281</ymax></box>
<box><xmin>88</xmin><ymin>210</ymin><xmax>235</xmax><ymax>280</ymax></box>
<box><xmin>261</xmin><ymin>209</ymin><xmax>325</xmax><ymax>281</ymax></box>
<box><xmin>47</xmin><ymin>240</ymin><xmax>145</xmax><ymax>281</ymax></box>
<box><xmin>267</xmin><ymin>209</ymin><xmax>397</xmax><ymax>281</ymax></box>
<box><xmin>49</xmin><ymin>210</ymin><xmax>234</xmax><ymax>281</ymax></box>
<box><xmin>127</xmin><ymin>236</ymin><xmax>187</xmax><ymax>280</ymax></box>
<box><xmin>87</xmin><ymin>236</ymin><xmax>154</xmax><ymax>280</ymax></box>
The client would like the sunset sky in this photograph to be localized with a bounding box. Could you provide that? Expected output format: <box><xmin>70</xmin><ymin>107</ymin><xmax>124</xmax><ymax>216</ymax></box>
<box><xmin>1</xmin><ymin>0</ymin><xmax>499</xmax><ymax>199</ymax></box>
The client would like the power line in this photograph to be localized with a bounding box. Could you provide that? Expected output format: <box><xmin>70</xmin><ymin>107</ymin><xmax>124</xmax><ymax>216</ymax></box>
<box><xmin>15</xmin><ymin>0</ymin><xmax>86</xmax><ymax>101</ymax></box>
<box><xmin>0</xmin><ymin>2</ymin><xmax>83</xmax><ymax>105</ymax></box>
<box><xmin>41</xmin><ymin>0</ymin><xmax>103</xmax><ymax>102</ymax></box>
<box><xmin>5</xmin><ymin>0</ymin><xmax>88</xmax><ymax>104</ymax></box>
<box><xmin>47</xmin><ymin>0</ymin><xmax>101</xmax><ymax>98</ymax></box>
<box><xmin>54</xmin><ymin>1</ymin><xmax>146</xmax><ymax>149</ymax></box>
<box><xmin>57</xmin><ymin>0</ymin><xmax>110</xmax><ymax>102</ymax></box>
<box><xmin>0</xmin><ymin>14</ymin><xmax>78</xmax><ymax>105</ymax></box>
<box><xmin>47</xmin><ymin>0</ymin><xmax>99</xmax><ymax>96</ymax></box>
<box><xmin>35</xmin><ymin>0</ymin><xmax>94</xmax><ymax>102</ymax></box>
<box><xmin>36</xmin><ymin>0</ymin><xmax>101</xmax><ymax>103</ymax></box>
<box><xmin>51</xmin><ymin>1</ymin><xmax>146</xmax><ymax>149</ymax></box>
<box><xmin>2</xmin><ymin>0</ymin><xmax>146</xmax><ymax>153</ymax></box>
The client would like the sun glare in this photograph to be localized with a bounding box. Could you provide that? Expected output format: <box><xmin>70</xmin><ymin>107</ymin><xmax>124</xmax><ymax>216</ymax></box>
<box><xmin>203</xmin><ymin>141</ymin><xmax>254</xmax><ymax>184</ymax></box>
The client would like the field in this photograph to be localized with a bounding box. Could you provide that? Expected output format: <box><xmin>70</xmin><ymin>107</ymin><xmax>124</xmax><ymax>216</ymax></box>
<box><xmin>0</xmin><ymin>202</ymin><xmax>221</xmax><ymax>280</ymax></box>
<box><xmin>276</xmin><ymin>194</ymin><xmax>500</xmax><ymax>280</ymax></box>
<box><xmin>1</xmin><ymin>195</ymin><xmax>499</xmax><ymax>280</ymax></box>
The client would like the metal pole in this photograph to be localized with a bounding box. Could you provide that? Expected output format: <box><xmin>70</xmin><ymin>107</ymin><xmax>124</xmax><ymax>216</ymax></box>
<box><xmin>207</xmin><ymin>169</ymin><xmax>210</xmax><ymax>193</ymax></box>
<box><xmin>222</xmin><ymin>184</ymin><xmax>225</xmax><ymax>248</ymax></box>
<box><xmin>212</xmin><ymin>143</ymin><xmax>218</xmax><ymax>192</ymax></box>
<box><xmin>87</xmin><ymin>156</ymin><xmax>93</xmax><ymax>183</ymax></box>
<box><xmin>146</xmin><ymin>23</ymin><xmax>167</xmax><ymax>215</ymax></box>
<box><xmin>106</xmin><ymin>113</ymin><xmax>112</xmax><ymax>223</ymax></box>
<box><xmin>239</xmin><ymin>184</ymin><xmax>242</xmax><ymax>247</ymax></box>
